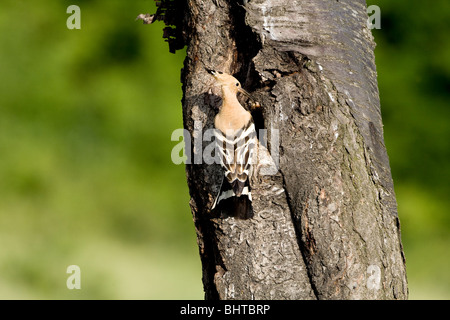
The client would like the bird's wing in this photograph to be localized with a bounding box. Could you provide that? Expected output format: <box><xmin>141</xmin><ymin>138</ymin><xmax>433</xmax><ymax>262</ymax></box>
<box><xmin>214</xmin><ymin>120</ymin><xmax>257</xmax><ymax>197</ymax></box>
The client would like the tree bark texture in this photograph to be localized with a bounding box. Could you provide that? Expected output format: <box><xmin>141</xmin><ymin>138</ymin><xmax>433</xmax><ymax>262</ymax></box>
<box><xmin>160</xmin><ymin>0</ymin><xmax>408</xmax><ymax>299</ymax></box>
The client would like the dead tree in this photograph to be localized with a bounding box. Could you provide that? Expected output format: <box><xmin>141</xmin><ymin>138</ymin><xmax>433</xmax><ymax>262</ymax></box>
<box><xmin>143</xmin><ymin>0</ymin><xmax>408</xmax><ymax>299</ymax></box>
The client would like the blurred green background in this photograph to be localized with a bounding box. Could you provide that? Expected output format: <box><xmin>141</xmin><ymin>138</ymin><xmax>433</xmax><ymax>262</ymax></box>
<box><xmin>0</xmin><ymin>0</ymin><xmax>448</xmax><ymax>299</ymax></box>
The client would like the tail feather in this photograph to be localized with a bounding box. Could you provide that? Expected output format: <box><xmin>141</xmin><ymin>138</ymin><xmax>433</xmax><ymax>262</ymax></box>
<box><xmin>232</xmin><ymin>179</ymin><xmax>245</xmax><ymax>197</ymax></box>
<box><xmin>212</xmin><ymin>177</ymin><xmax>253</xmax><ymax>219</ymax></box>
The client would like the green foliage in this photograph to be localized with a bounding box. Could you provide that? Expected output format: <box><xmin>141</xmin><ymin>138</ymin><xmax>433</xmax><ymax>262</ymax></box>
<box><xmin>0</xmin><ymin>1</ymin><xmax>201</xmax><ymax>299</ymax></box>
<box><xmin>0</xmin><ymin>0</ymin><xmax>448</xmax><ymax>299</ymax></box>
<box><xmin>368</xmin><ymin>0</ymin><xmax>450</xmax><ymax>299</ymax></box>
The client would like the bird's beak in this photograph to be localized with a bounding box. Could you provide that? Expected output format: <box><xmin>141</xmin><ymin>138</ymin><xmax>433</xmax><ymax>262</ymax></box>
<box><xmin>238</xmin><ymin>87</ymin><xmax>251</xmax><ymax>98</ymax></box>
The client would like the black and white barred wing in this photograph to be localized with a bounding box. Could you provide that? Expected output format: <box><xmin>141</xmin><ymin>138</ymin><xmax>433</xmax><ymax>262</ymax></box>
<box><xmin>234</xmin><ymin>123</ymin><xmax>257</xmax><ymax>189</ymax></box>
<box><xmin>212</xmin><ymin>121</ymin><xmax>257</xmax><ymax>209</ymax></box>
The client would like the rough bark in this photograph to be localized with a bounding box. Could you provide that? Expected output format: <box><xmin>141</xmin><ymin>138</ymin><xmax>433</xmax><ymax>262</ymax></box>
<box><xmin>152</xmin><ymin>0</ymin><xmax>408</xmax><ymax>299</ymax></box>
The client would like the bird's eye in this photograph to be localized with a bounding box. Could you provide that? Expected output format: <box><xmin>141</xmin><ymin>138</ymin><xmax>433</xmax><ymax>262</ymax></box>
<box><xmin>236</xmin><ymin>82</ymin><xmax>240</xmax><ymax>86</ymax></box>
<box><xmin>218</xmin><ymin>71</ymin><xmax>223</xmax><ymax>74</ymax></box>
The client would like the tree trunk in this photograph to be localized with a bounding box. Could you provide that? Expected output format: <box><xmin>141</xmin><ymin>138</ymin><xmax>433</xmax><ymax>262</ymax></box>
<box><xmin>153</xmin><ymin>0</ymin><xmax>408</xmax><ymax>299</ymax></box>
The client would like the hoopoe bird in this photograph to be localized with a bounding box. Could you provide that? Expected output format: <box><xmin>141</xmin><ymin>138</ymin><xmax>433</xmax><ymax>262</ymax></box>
<box><xmin>208</xmin><ymin>70</ymin><xmax>257</xmax><ymax>218</ymax></box>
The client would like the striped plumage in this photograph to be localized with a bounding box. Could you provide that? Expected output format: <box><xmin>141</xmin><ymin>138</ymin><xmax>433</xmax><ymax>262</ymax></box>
<box><xmin>214</xmin><ymin>120</ymin><xmax>256</xmax><ymax>196</ymax></box>
<box><xmin>208</xmin><ymin>70</ymin><xmax>256</xmax><ymax>218</ymax></box>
